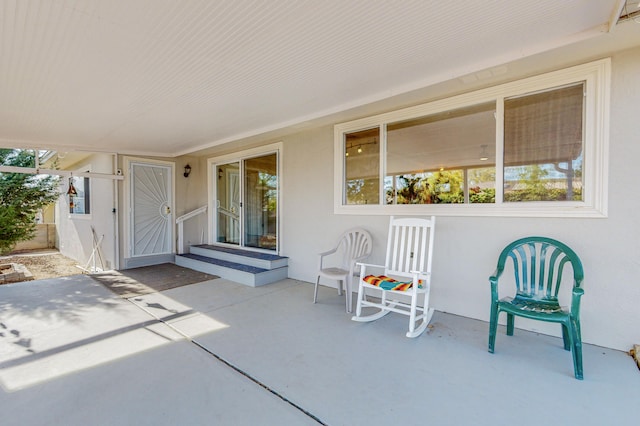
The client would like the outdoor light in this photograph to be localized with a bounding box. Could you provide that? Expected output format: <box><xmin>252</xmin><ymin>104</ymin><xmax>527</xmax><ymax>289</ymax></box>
<box><xmin>183</xmin><ymin>164</ymin><xmax>192</xmax><ymax>178</ymax></box>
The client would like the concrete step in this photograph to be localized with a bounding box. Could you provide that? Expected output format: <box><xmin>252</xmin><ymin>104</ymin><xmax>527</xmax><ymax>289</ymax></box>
<box><xmin>189</xmin><ymin>244</ymin><xmax>288</xmax><ymax>270</ymax></box>
<box><xmin>175</xmin><ymin>253</ymin><xmax>288</xmax><ymax>287</ymax></box>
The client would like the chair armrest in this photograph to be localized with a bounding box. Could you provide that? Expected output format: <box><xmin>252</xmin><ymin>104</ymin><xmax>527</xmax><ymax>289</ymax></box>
<box><xmin>489</xmin><ymin>266</ymin><xmax>504</xmax><ymax>283</ymax></box>
<box><xmin>356</xmin><ymin>262</ymin><xmax>384</xmax><ymax>268</ymax></box>
<box><xmin>409</xmin><ymin>270</ymin><xmax>431</xmax><ymax>293</ymax></box>
<box><xmin>318</xmin><ymin>247</ymin><xmax>339</xmax><ymax>257</ymax></box>
<box><xmin>570</xmin><ymin>286</ymin><xmax>584</xmax><ymax>318</ymax></box>
<box><xmin>489</xmin><ymin>274</ymin><xmax>499</xmax><ymax>287</ymax></box>
<box><xmin>410</xmin><ymin>270</ymin><xmax>430</xmax><ymax>279</ymax></box>
<box><xmin>318</xmin><ymin>247</ymin><xmax>339</xmax><ymax>270</ymax></box>
<box><xmin>356</xmin><ymin>262</ymin><xmax>385</xmax><ymax>278</ymax></box>
<box><xmin>489</xmin><ymin>273</ymin><xmax>500</xmax><ymax>302</ymax></box>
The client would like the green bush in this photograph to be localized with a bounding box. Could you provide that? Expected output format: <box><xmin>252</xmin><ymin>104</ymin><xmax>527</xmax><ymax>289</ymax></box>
<box><xmin>0</xmin><ymin>149</ymin><xmax>59</xmax><ymax>254</ymax></box>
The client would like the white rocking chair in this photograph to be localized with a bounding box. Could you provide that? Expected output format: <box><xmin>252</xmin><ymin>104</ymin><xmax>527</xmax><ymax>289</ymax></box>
<box><xmin>352</xmin><ymin>216</ymin><xmax>436</xmax><ymax>338</ymax></box>
<box><xmin>314</xmin><ymin>228</ymin><xmax>373</xmax><ymax>312</ymax></box>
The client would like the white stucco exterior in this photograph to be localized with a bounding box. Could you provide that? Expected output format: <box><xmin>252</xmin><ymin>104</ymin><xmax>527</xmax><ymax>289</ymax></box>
<box><xmin>52</xmin><ymin>47</ymin><xmax>640</xmax><ymax>352</ymax></box>
<box><xmin>55</xmin><ymin>153</ymin><xmax>117</xmax><ymax>271</ymax></box>
<box><xmin>275</xmin><ymin>48</ymin><xmax>640</xmax><ymax>352</ymax></box>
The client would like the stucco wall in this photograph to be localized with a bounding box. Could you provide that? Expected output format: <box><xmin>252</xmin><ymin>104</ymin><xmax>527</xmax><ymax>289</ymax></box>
<box><xmin>277</xmin><ymin>47</ymin><xmax>640</xmax><ymax>352</ymax></box>
<box><xmin>174</xmin><ymin>155</ymin><xmax>210</xmax><ymax>253</ymax></box>
<box><xmin>139</xmin><ymin>48</ymin><xmax>639</xmax><ymax>351</ymax></box>
<box><xmin>56</xmin><ymin>153</ymin><xmax>116</xmax><ymax>271</ymax></box>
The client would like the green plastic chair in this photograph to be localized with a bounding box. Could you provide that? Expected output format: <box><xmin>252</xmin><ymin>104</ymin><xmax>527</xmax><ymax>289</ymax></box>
<box><xmin>488</xmin><ymin>236</ymin><xmax>585</xmax><ymax>379</ymax></box>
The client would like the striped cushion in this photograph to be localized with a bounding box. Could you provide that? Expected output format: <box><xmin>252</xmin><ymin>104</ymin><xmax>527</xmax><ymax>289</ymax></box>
<box><xmin>362</xmin><ymin>275</ymin><xmax>423</xmax><ymax>291</ymax></box>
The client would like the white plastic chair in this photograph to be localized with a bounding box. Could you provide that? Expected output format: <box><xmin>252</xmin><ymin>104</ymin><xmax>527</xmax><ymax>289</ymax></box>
<box><xmin>314</xmin><ymin>228</ymin><xmax>373</xmax><ymax>312</ymax></box>
<box><xmin>352</xmin><ymin>216</ymin><xmax>436</xmax><ymax>338</ymax></box>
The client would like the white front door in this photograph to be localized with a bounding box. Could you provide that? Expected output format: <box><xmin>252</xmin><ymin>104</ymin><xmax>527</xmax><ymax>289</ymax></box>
<box><xmin>130</xmin><ymin>161</ymin><xmax>173</xmax><ymax>257</ymax></box>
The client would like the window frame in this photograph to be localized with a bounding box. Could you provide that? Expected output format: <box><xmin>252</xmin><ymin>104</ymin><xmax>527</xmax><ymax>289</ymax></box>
<box><xmin>334</xmin><ymin>59</ymin><xmax>610</xmax><ymax>217</ymax></box>
<box><xmin>69</xmin><ymin>168</ymin><xmax>92</xmax><ymax>218</ymax></box>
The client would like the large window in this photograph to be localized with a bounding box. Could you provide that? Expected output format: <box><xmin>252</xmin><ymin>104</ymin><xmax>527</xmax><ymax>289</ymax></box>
<box><xmin>334</xmin><ymin>59</ymin><xmax>609</xmax><ymax>217</ymax></box>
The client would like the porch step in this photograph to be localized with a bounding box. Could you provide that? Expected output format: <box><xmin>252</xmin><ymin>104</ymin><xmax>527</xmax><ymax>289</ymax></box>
<box><xmin>190</xmin><ymin>244</ymin><xmax>288</xmax><ymax>270</ymax></box>
<box><xmin>175</xmin><ymin>246</ymin><xmax>288</xmax><ymax>287</ymax></box>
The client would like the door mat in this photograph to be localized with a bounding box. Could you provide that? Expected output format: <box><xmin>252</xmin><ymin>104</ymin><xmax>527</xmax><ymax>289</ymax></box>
<box><xmin>91</xmin><ymin>263</ymin><xmax>218</xmax><ymax>298</ymax></box>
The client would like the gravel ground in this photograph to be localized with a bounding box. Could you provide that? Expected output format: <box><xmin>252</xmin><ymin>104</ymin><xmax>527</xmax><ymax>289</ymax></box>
<box><xmin>0</xmin><ymin>250</ymin><xmax>82</xmax><ymax>283</ymax></box>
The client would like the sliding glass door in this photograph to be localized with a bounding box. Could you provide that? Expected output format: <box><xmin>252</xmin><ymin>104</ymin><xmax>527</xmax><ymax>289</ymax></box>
<box><xmin>216</xmin><ymin>162</ymin><xmax>240</xmax><ymax>245</ymax></box>
<box><xmin>243</xmin><ymin>154</ymin><xmax>278</xmax><ymax>250</ymax></box>
<box><xmin>214</xmin><ymin>152</ymin><xmax>278</xmax><ymax>251</ymax></box>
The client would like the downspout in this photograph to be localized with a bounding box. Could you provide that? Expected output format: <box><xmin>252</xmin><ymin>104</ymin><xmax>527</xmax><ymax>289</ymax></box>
<box><xmin>113</xmin><ymin>153</ymin><xmax>120</xmax><ymax>270</ymax></box>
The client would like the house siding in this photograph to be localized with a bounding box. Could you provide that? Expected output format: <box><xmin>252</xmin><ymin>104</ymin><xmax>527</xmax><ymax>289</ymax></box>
<box><xmin>56</xmin><ymin>47</ymin><xmax>639</xmax><ymax>352</ymax></box>
<box><xmin>55</xmin><ymin>153</ymin><xmax>116</xmax><ymax>271</ymax></box>
<box><xmin>276</xmin><ymin>47</ymin><xmax>640</xmax><ymax>352</ymax></box>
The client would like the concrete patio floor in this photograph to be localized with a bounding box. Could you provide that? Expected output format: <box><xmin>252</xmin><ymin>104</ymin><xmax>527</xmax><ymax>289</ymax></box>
<box><xmin>0</xmin><ymin>274</ymin><xmax>638</xmax><ymax>426</ymax></box>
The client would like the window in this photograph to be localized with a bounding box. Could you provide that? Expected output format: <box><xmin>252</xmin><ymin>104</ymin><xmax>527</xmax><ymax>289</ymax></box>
<box><xmin>69</xmin><ymin>175</ymin><xmax>90</xmax><ymax>215</ymax></box>
<box><xmin>384</xmin><ymin>102</ymin><xmax>496</xmax><ymax>205</ymax></box>
<box><xmin>334</xmin><ymin>59</ymin><xmax>609</xmax><ymax>217</ymax></box>
<box><xmin>344</xmin><ymin>128</ymin><xmax>380</xmax><ymax>205</ymax></box>
<box><xmin>503</xmin><ymin>83</ymin><xmax>584</xmax><ymax>202</ymax></box>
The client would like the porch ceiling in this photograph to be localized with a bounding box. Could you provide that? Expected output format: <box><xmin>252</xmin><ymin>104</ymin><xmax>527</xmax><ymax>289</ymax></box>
<box><xmin>0</xmin><ymin>0</ymin><xmax>637</xmax><ymax>157</ymax></box>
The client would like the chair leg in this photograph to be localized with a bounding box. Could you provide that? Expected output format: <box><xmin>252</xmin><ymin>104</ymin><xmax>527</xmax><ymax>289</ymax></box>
<box><xmin>506</xmin><ymin>313</ymin><xmax>514</xmax><ymax>336</ymax></box>
<box><xmin>405</xmin><ymin>290</ymin><xmax>433</xmax><ymax>338</ymax></box>
<box><xmin>313</xmin><ymin>276</ymin><xmax>320</xmax><ymax>303</ymax></box>
<box><xmin>571</xmin><ymin>318</ymin><xmax>584</xmax><ymax>380</ymax></box>
<box><xmin>561</xmin><ymin>324</ymin><xmax>571</xmax><ymax>351</ymax></box>
<box><xmin>345</xmin><ymin>276</ymin><xmax>352</xmax><ymax>313</ymax></box>
<box><xmin>354</xmin><ymin>279</ymin><xmax>364</xmax><ymax>317</ymax></box>
<box><xmin>337</xmin><ymin>279</ymin><xmax>343</xmax><ymax>296</ymax></box>
<box><xmin>488</xmin><ymin>303</ymin><xmax>499</xmax><ymax>353</ymax></box>
<box><xmin>352</xmin><ymin>285</ymin><xmax>392</xmax><ymax>323</ymax></box>
<box><xmin>407</xmin><ymin>291</ymin><xmax>418</xmax><ymax>337</ymax></box>
<box><xmin>423</xmin><ymin>290</ymin><xmax>435</xmax><ymax>327</ymax></box>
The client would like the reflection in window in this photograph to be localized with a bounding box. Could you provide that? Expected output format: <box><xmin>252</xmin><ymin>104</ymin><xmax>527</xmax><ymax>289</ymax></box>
<box><xmin>468</xmin><ymin>167</ymin><xmax>496</xmax><ymax>203</ymax></box>
<box><xmin>344</xmin><ymin>128</ymin><xmax>380</xmax><ymax>205</ymax></box>
<box><xmin>69</xmin><ymin>176</ymin><xmax>90</xmax><ymax>214</ymax></box>
<box><xmin>244</xmin><ymin>154</ymin><xmax>278</xmax><ymax>250</ymax></box>
<box><xmin>385</xmin><ymin>103</ymin><xmax>496</xmax><ymax>204</ymax></box>
<box><xmin>504</xmin><ymin>83</ymin><xmax>584</xmax><ymax>202</ymax></box>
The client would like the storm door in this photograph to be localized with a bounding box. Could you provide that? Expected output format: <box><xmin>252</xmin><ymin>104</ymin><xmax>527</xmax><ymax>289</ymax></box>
<box><xmin>130</xmin><ymin>162</ymin><xmax>173</xmax><ymax>256</ymax></box>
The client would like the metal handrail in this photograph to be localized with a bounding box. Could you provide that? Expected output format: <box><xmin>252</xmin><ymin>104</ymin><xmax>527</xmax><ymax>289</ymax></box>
<box><xmin>176</xmin><ymin>205</ymin><xmax>207</xmax><ymax>254</ymax></box>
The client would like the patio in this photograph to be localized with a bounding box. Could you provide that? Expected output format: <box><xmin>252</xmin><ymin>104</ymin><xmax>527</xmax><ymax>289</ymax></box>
<box><xmin>0</xmin><ymin>275</ymin><xmax>638</xmax><ymax>425</ymax></box>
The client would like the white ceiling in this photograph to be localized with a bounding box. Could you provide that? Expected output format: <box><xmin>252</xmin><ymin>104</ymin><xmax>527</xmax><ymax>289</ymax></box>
<box><xmin>0</xmin><ymin>0</ymin><xmax>637</xmax><ymax>157</ymax></box>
